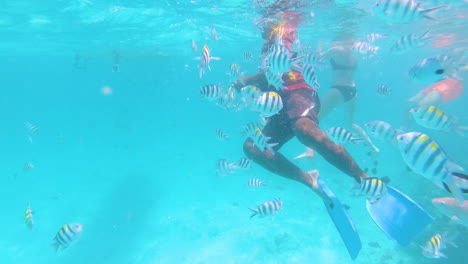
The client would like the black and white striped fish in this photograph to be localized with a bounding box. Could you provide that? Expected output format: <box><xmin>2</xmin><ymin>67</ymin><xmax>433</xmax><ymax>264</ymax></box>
<box><xmin>264</xmin><ymin>44</ymin><xmax>301</xmax><ymax>74</ymax></box>
<box><xmin>249</xmin><ymin>198</ymin><xmax>283</xmax><ymax>218</ymax></box>
<box><xmin>240</xmin><ymin>119</ymin><xmax>267</xmax><ymax>138</ymax></box>
<box><xmin>240</xmin><ymin>85</ymin><xmax>262</xmax><ymax>105</ymax></box>
<box><xmin>376</xmin><ymin>84</ymin><xmax>392</xmax><ymax>95</ymax></box>
<box><xmin>355</xmin><ymin>177</ymin><xmax>388</xmax><ymax>202</ymax></box>
<box><xmin>301</xmin><ymin>64</ymin><xmax>320</xmax><ymax>89</ymax></box>
<box><xmin>352</xmin><ymin>41</ymin><xmax>378</xmax><ymax>57</ymax></box>
<box><xmin>396</xmin><ymin>132</ymin><xmax>467</xmax><ymax>205</ymax></box>
<box><xmin>391</xmin><ymin>31</ymin><xmax>431</xmax><ymax>54</ymax></box>
<box><xmin>25</xmin><ymin>202</ymin><xmax>33</xmax><ymax>230</ymax></box>
<box><xmin>195</xmin><ymin>44</ymin><xmax>220</xmax><ymax>78</ymax></box>
<box><xmin>243</xmin><ymin>51</ymin><xmax>255</xmax><ymax>61</ymax></box>
<box><xmin>246</xmin><ymin>178</ymin><xmax>267</xmax><ymax>188</ymax></box>
<box><xmin>251</xmin><ymin>91</ymin><xmax>283</xmax><ymax>117</ymax></box>
<box><xmin>264</xmin><ymin>70</ymin><xmax>285</xmax><ymax>91</ymax></box>
<box><xmin>250</xmin><ymin>128</ymin><xmax>278</xmax><ymax>153</ymax></box>
<box><xmin>327</xmin><ymin>127</ymin><xmax>363</xmax><ymax>145</ymax></box>
<box><xmin>25</xmin><ymin>122</ymin><xmax>39</xmax><ymax>134</ymax></box>
<box><xmin>234</xmin><ymin>157</ymin><xmax>252</xmax><ymax>169</ymax></box>
<box><xmin>216</xmin><ymin>159</ymin><xmax>236</xmax><ymax>176</ymax></box>
<box><xmin>410</xmin><ymin>105</ymin><xmax>468</xmax><ymax>135</ymax></box>
<box><xmin>50</xmin><ymin>223</ymin><xmax>83</xmax><ymax>252</ymax></box>
<box><xmin>364</xmin><ymin>120</ymin><xmax>401</xmax><ymax>143</ymax></box>
<box><xmin>200</xmin><ymin>84</ymin><xmax>222</xmax><ymax>100</ymax></box>
<box><xmin>374</xmin><ymin>0</ymin><xmax>444</xmax><ymax>23</ymax></box>
<box><xmin>364</xmin><ymin>33</ymin><xmax>385</xmax><ymax>43</ymax></box>
<box><xmin>227</xmin><ymin>64</ymin><xmax>245</xmax><ymax>85</ymax></box>
<box><xmin>215</xmin><ymin>129</ymin><xmax>229</xmax><ymax>141</ymax></box>
<box><xmin>422</xmin><ymin>233</ymin><xmax>457</xmax><ymax>259</ymax></box>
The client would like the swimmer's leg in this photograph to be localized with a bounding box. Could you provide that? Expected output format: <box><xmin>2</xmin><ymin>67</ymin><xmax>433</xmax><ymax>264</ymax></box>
<box><xmin>318</xmin><ymin>88</ymin><xmax>344</xmax><ymax>120</ymax></box>
<box><xmin>243</xmin><ymin>139</ymin><xmax>333</xmax><ymax>207</ymax></box>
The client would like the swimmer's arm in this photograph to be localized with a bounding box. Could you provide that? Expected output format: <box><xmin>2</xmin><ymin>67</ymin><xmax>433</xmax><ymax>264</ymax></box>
<box><xmin>235</xmin><ymin>71</ymin><xmax>268</xmax><ymax>90</ymax></box>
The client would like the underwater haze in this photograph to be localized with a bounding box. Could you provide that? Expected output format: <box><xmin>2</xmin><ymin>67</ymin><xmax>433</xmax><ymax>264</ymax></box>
<box><xmin>1</xmin><ymin>0</ymin><xmax>468</xmax><ymax>264</ymax></box>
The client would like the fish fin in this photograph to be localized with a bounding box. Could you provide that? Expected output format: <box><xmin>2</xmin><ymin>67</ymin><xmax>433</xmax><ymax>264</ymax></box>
<box><xmin>452</xmin><ymin>172</ymin><xmax>468</xmax><ymax>180</ymax></box>
<box><xmin>194</xmin><ymin>56</ymin><xmax>201</xmax><ymax>60</ymax></box>
<box><xmin>420</xmin><ymin>30</ymin><xmax>432</xmax><ymax>40</ymax></box>
<box><xmin>49</xmin><ymin>242</ymin><xmax>60</xmax><ymax>252</ymax></box>
<box><xmin>453</xmin><ymin>125</ymin><xmax>468</xmax><ymax>136</ymax></box>
<box><xmin>248</xmin><ymin>208</ymin><xmax>258</xmax><ymax>218</ymax></box>
<box><xmin>381</xmin><ymin>176</ymin><xmax>391</xmax><ymax>184</ymax></box>
<box><xmin>211</xmin><ymin>56</ymin><xmax>221</xmax><ymax>60</ymax></box>
<box><xmin>352</xmin><ymin>138</ymin><xmax>364</xmax><ymax>145</ymax></box>
<box><xmin>421</xmin><ymin>6</ymin><xmax>445</xmax><ymax>20</ymax></box>
<box><xmin>447</xmin><ymin>161</ymin><xmax>464</xmax><ymax>174</ymax></box>
<box><xmin>446</xmin><ymin>180</ymin><xmax>465</xmax><ymax>205</ymax></box>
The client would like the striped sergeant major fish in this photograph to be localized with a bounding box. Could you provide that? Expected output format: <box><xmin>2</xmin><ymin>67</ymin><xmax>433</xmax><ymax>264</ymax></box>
<box><xmin>326</xmin><ymin>127</ymin><xmax>363</xmax><ymax>145</ymax></box>
<box><xmin>354</xmin><ymin>177</ymin><xmax>388</xmax><ymax>203</ymax></box>
<box><xmin>50</xmin><ymin>223</ymin><xmax>83</xmax><ymax>252</ymax></box>
<box><xmin>264</xmin><ymin>69</ymin><xmax>285</xmax><ymax>91</ymax></box>
<box><xmin>216</xmin><ymin>159</ymin><xmax>236</xmax><ymax>176</ymax></box>
<box><xmin>200</xmin><ymin>84</ymin><xmax>222</xmax><ymax>101</ymax></box>
<box><xmin>364</xmin><ymin>33</ymin><xmax>386</xmax><ymax>43</ymax></box>
<box><xmin>300</xmin><ymin>64</ymin><xmax>320</xmax><ymax>89</ymax></box>
<box><xmin>410</xmin><ymin>105</ymin><xmax>468</xmax><ymax>136</ymax></box>
<box><xmin>251</xmin><ymin>91</ymin><xmax>283</xmax><ymax>117</ymax></box>
<box><xmin>233</xmin><ymin>157</ymin><xmax>252</xmax><ymax>169</ymax></box>
<box><xmin>364</xmin><ymin>120</ymin><xmax>402</xmax><ymax>143</ymax></box>
<box><xmin>373</xmin><ymin>0</ymin><xmax>444</xmax><ymax>23</ymax></box>
<box><xmin>422</xmin><ymin>233</ymin><xmax>457</xmax><ymax>259</ymax></box>
<box><xmin>263</xmin><ymin>44</ymin><xmax>302</xmax><ymax>74</ymax></box>
<box><xmin>391</xmin><ymin>30</ymin><xmax>431</xmax><ymax>55</ymax></box>
<box><xmin>240</xmin><ymin>85</ymin><xmax>262</xmax><ymax>105</ymax></box>
<box><xmin>227</xmin><ymin>64</ymin><xmax>245</xmax><ymax>85</ymax></box>
<box><xmin>195</xmin><ymin>44</ymin><xmax>220</xmax><ymax>78</ymax></box>
<box><xmin>376</xmin><ymin>84</ymin><xmax>391</xmax><ymax>96</ymax></box>
<box><xmin>240</xmin><ymin>118</ymin><xmax>267</xmax><ymax>138</ymax></box>
<box><xmin>250</xmin><ymin>127</ymin><xmax>278</xmax><ymax>153</ymax></box>
<box><xmin>243</xmin><ymin>51</ymin><xmax>255</xmax><ymax>61</ymax></box>
<box><xmin>249</xmin><ymin>198</ymin><xmax>283</xmax><ymax>218</ymax></box>
<box><xmin>25</xmin><ymin>122</ymin><xmax>39</xmax><ymax>134</ymax></box>
<box><xmin>246</xmin><ymin>178</ymin><xmax>267</xmax><ymax>188</ymax></box>
<box><xmin>215</xmin><ymin>129</ymin><xmax>229</xmax><ymax>141</ymax></box>
<box><xmin>25</xmin><ymin>202</ymin><xmax>34</xmax><ymax>230</ymax></box>
<box><xmin>352</xmin><ymin>41</ymin><xmax>379</xmax><ymax>58</ymax></box>
<box><xmin>396</xmin><ymin>132</ymin><xmax>468</xmax><ymax>205</ymax></box>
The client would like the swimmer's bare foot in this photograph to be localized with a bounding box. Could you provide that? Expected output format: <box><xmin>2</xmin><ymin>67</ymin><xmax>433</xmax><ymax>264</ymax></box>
<box><xmin>293</xmin><ymin>147</ymin><xmax>315</xmax><ymax>160</ymax></box>
<box><xmin>306</xmin><ymin>170</ymin><xmax>334</xmax><ymax>209</ymax></box>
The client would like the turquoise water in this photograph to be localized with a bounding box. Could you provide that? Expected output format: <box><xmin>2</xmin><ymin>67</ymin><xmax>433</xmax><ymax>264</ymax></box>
<box><xmin>1</xmin><ymin>1</ymin><xmax>467</xmax><ymax>263</ymax></box>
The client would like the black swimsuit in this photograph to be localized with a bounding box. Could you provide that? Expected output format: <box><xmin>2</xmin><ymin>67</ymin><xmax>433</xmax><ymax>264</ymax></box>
<box><xmin>330</xmin><ymin>58</ymin><xmax>357</xmax><ymax>102</ymax></box>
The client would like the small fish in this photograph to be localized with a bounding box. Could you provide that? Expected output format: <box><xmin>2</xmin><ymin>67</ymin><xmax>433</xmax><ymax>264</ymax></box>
<box><xmin>246</xmin><ymin>178</ymin><xmax>267</xmax><ymax>188</ymax></box>
<box><xmin>249</xmin><ymin>198</ymin><xmax>283</xmax><ymax>218</ymax></box>
<box><xmin>240</xmin><ymin>85</ymin><xmax>262</xmax><ymax>105</ymax></box>
<box><xmin>25</xmin><ymin>122</ymin><xmax>39</xmax><ymax>134</ymax></box>
<box><xmin>25</xmin><ymin>202</ymin><xmax>34</xmax><ymax>230</ymax></box>
<box><xmin>216</xmin><ymin>159</ymin><xmax>236</xmax><ymax>176</ymax></box>
<box><xmin>391</xmin><ymin>30</ymin><xmax>431</xmax><ymax>55</ymax></box>
<box><xmin>243</xmin><ymin>51</ymin><xmax>255</xmax><ymax>61</ymax></box>
<box><xmin>374</xmin><ymin>0</ymin><xmax>444</xmax><ymax>23</ymax></box>
<box><xmin>251</xmin><ymin>91</ymin><xmax>283</xmax><ymax>117</ymax></box>
<box><xmin>410</xmin><ymin>105</ymin><xmax>468</xmax><ymax>135</ymax></box>
<box><xmin>396</xmin><ymin>132</ymin><xmax>468</xmax><ymax>205</ymax></box>
<box><xmin>23</xmin><ymin>162</ymin><xmax>34</xmax><ymax>172</ymax></box>
<box><xmin>195</xmin><ymin>44</ymin><xmax>220</xmax><ymax>78</ymax></box>
<box><xmin>215</xmin><ymin>129</ymin><xmax>229</xmax><ymax>141</ymax></box>
<box><xmin>376</xmin><ymin>84</ymin><xmax>391</xmax><ymax>96</ymax></box>
<box><xmin>217</xmin><ymin>89</ymin><xmax>240</xmax><ymax>111</ymax></box>
<box><xmin>352</xmin><ymin>41</ymin><xmax>378</xmax><ymax>58</ymax></box>
<box><xmin>233</xmin><ymin>157</ymin><xmax>252</xmax><ymax>169</ymax></box>
<box><xmin>50</xmin><ymin>223</ymin><xmax>83</xmax><ymax>252</ymax></box>
<box><xmin>211</xmin><ymin>25</ymin><xmax>219</xmax><ymax>41</ymax></box>
<box><xmin>355</xmin><ymin>177</ymin><xmax>388</xmax><ymax>202</ymax></box>
<box><xmin>227</xmin><ymin>63</ymin><xmax>245</xmax><ymax>85</ymax></box>
<box><xmin>191</xmin><ymin>39</ymin><xmax>198</xmax><ymax>53</ymax></box>
<box><xmin>301</xmin><ymin>64</ymin><xmax>320</xmax><ymax>89</ymax></box>
<box><xmin>200</xmin><ymin>84</ymin><xmax>222</xmax><ymax>101</ymax></box>
<box><xmin>250</xmin><ymin>128</ymin><xmax>278</xmax><ymax>153</ymax></box>
<box><xmin>240</xmin><ymin>120</ymin><xmax>266</xmax><ymax>138</ymax></box>
<box><xmin>326</xmin><ymin>127</ymin><xmax>363</xmax><ymax>145</ymax></box>
<box><xmin>264</xmin><ymin>69</ymin><xmax>285</xmax><ymax>91</ymax></box>
<box><xmin>408</xmin><ymin>55</ymin><xmax>457</xmax><ymax>84</ymax></box>
<box><xmin>364</xmin><ymin>120</ymin><xmax>401</xmax><ymax>143</ymax></box>
<box><xmin>263</xmin><ymin>44</ymin><xmax>302</xmax><ymax>74</ymax></box>
<box><xmin>294</xmin><ymin>147</ymin><xmax>314</xmax><ymax>159</ymax></box>
<box><xmin>365</xmin><ymin>33</ymin><xmax>385</xmax><ymax>43</ymax></box>
<box><xmin>422</xmin><ymin>233</ymin><xmax>457</xmax><ymax>259</ymax></box>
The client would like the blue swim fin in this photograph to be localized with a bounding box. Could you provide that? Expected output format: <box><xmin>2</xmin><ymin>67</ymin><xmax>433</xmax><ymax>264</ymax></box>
<box><xmin>318</xmin><ymin>179</ymin><xmax>361</xmax><ymax>260</ymax></box>
<box><xmin>366</xmin><ymin>185</ymin><xmax>434</xmax><ymax>246</ymax></box>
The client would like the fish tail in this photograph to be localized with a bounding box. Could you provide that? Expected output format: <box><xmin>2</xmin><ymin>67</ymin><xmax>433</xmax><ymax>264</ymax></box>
<box><xmin>453</xmin><ymin>125</ymin><xmax>468</xmax><ymax>136</ymax></box>
<box><xmin>420</xmin><ymin>29</ymin><xmax>432</xmax><ymax>40</ymax></box>
<box><xmin>445</xmin><ymin>180</ymin><xmax>465</xmax><ymax>205</ymax></box>
<box><xmin>249</xmin><ymin>208</ymin><xmax>258</xmax><ymax>218</ymax></box>
<box><xmin>50</xmin><ymin>242</ymin><xmax>60</xmax><ymax>252</ymax></box>
<box><xmin>421</xmin><ymin>6</ymin><xmax>445</xmax><ymax>20</ymax></box>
